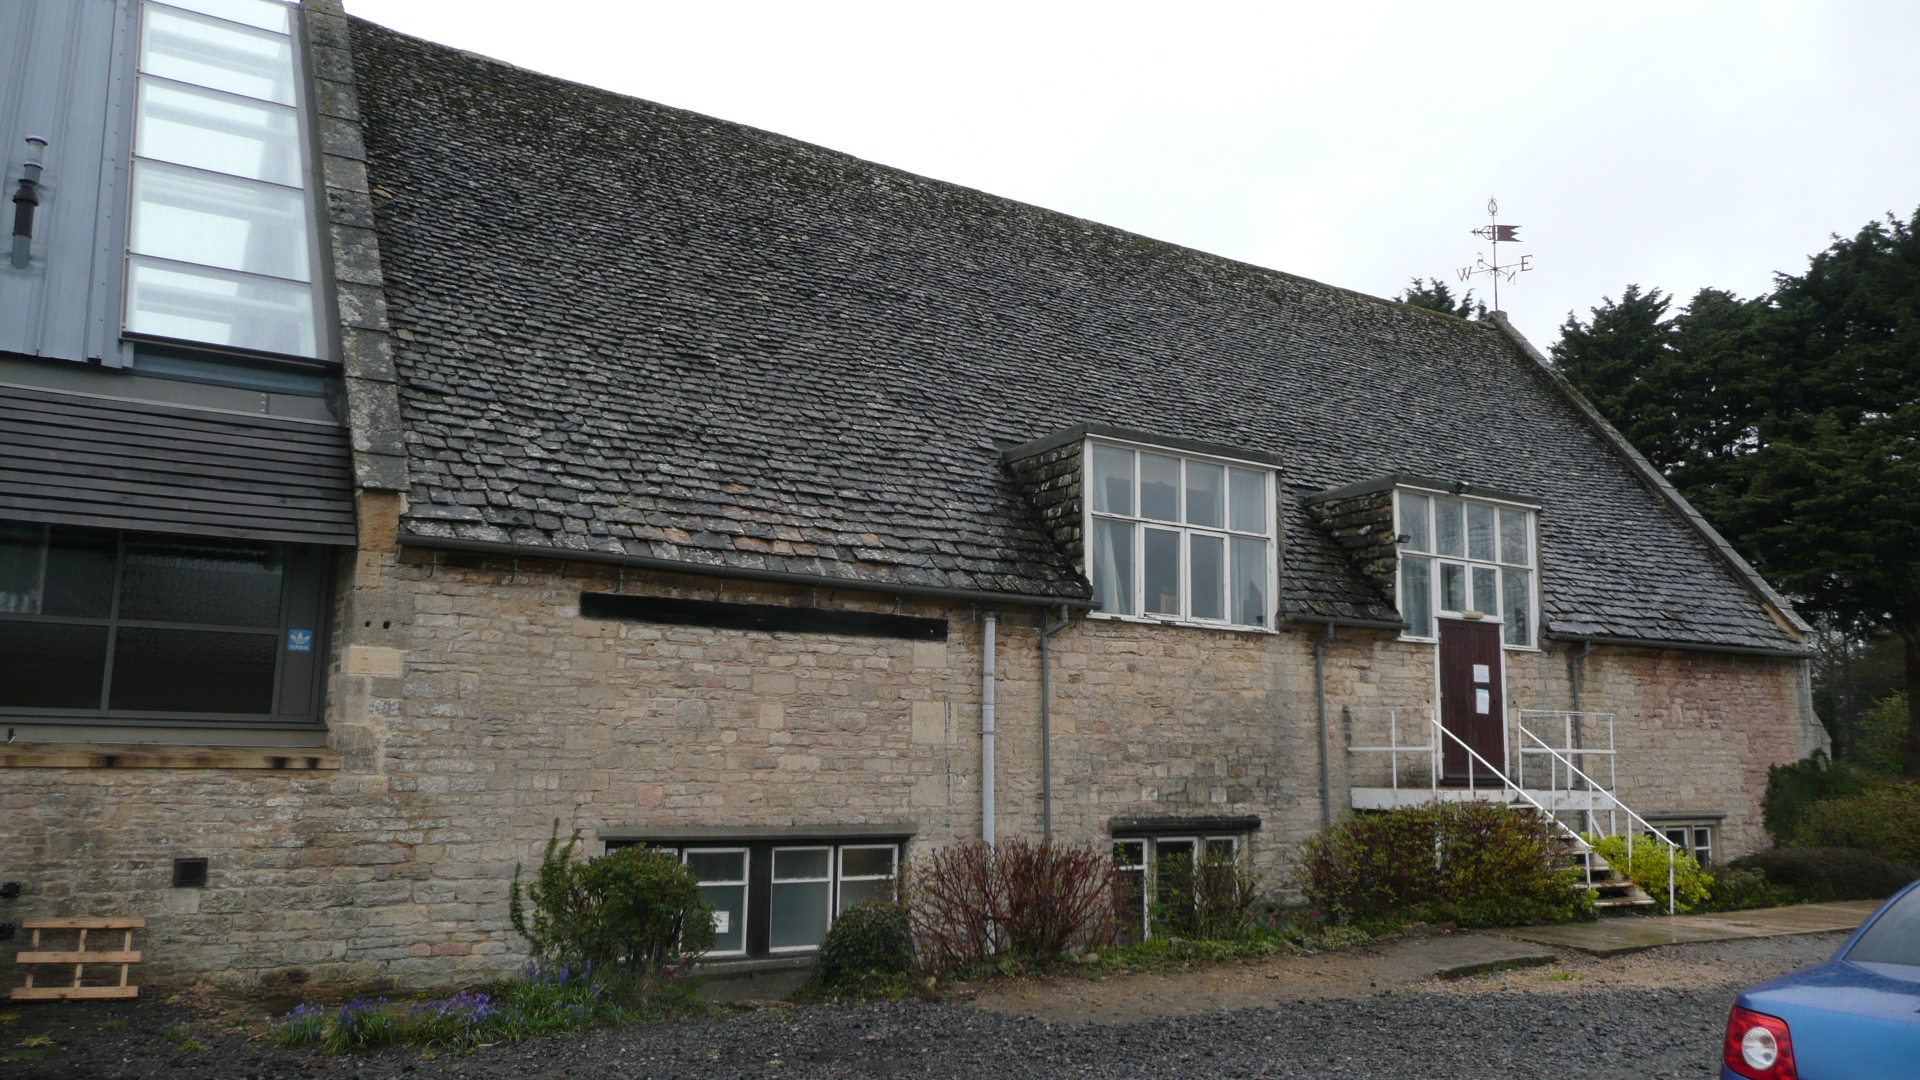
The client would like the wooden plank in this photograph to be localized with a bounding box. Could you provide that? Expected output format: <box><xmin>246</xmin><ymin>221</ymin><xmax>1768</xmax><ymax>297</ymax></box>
<box><xmin>14</xmin><ymin>951</ymin><xmax>142</xmax><ymax>964</ymax></box>
<box><xmin>10</xmin><ymin>985</ymin><xmax>138</xmax><ymax>1000</ymax></box>
<box><xmin>20</xmin><ymin>917</ymin><xmax>146</xmax><ymax>929</ymax></box>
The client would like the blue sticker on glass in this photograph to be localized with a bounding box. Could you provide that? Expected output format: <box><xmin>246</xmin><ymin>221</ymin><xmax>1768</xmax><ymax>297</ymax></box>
<box><xmin>287</xmin><ymin>628</ymin><xmax>314</xmax><ymax>652</ymax></box>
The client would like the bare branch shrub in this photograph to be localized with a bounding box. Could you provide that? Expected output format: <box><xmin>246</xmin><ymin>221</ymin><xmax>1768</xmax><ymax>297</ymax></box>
<box><xmin>906</xmin><ymin>840</ymin><xmax>1121</xmax><ymax>972</ymax></box>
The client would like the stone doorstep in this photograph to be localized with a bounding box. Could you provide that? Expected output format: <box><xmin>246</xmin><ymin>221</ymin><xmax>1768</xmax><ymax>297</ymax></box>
<box><xmin>1493</xmin><ymin>900</ymin><xmax>1885</xmax><ymax>957</ymax></box>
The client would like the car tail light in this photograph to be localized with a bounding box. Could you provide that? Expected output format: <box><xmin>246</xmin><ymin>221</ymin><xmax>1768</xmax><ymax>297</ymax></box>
<box><xmin>1723</xmin><ymin>1005</ymin><xmax>1797</xmax><ymax>1080</ymax></box>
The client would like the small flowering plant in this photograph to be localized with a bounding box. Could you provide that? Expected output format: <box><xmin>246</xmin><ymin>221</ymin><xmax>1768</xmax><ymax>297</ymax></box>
<box><xmin>408</xmin><ymin>990</ymin><xmax>503</xmax><ymax>1049</ymax></box>
<box><xmin>323</xmin><ymin>997</ymin><xmax>396</xmax><ymax>1054</ymax></box>
<box><xmin>268</xmin><ymin>1002</ymin><xmax>325</xmax><ymax>1050</ymax></box>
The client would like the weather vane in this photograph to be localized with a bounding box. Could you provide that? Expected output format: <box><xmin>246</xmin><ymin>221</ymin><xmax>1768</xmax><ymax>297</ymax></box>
<box><xmin>1456</xmin><ymin>197</ymin><xmax>1531</xmax><ymax>311</ymax></box>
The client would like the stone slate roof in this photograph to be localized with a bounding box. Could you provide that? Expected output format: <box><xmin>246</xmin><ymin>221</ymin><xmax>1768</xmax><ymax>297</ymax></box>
<box><xmin>349</xmin><ymin>19</ymin><xmax>1804</xmax><ymax>652</ymax></box>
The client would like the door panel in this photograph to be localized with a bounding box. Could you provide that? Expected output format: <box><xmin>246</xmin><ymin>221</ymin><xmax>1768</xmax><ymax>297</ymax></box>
<box><xmin>1438</xmin><ymin>618</ymin><xmax>1503</xmax><ymax>781</ymax></box>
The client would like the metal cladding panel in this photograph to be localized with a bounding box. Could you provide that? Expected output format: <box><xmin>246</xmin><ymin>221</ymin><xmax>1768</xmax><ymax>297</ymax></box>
<box><xmin>0</xmin><ymin>382</ymin><xmax>356</xmax><ymax>543</ymax></box>
<box><xmin>0</xmin><ymin>0</ymin><xmax>134</xmax><ymax>364</ymax></box>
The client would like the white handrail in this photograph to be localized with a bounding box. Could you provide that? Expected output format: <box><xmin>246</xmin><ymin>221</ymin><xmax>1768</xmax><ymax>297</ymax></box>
<box><xmin>1517</xmin><ymin>726</ymin><xmax>1680</xmax><ymax>914</ymax></box>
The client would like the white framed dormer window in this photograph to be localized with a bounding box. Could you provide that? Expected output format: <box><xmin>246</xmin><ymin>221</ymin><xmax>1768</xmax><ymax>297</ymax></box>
<box><xmin>1086</xmin><ymin>441</ymin><xmax>1277</xmax><ymax>629</ymax></box>
<box><xmin>1396</xmin><ymin>488</ymin><xmax>1537</xmax><ymax>647</ymax></box>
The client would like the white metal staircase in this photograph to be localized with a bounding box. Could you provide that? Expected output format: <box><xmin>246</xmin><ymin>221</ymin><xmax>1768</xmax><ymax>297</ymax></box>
<box><xmin>1347</xmin><ymin>706</ymin><xmax>1678</xmax><ymax>913</ymax></box>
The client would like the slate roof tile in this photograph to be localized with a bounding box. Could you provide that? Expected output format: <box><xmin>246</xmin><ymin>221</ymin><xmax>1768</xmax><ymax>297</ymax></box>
<box><xmin>350</xmin><ymin>19</ymin><xmax>1801</xmax><ymax>652</ymax></box>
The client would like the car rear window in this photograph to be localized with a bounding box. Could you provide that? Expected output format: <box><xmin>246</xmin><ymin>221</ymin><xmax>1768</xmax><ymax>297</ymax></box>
<box><xmin>1847</xmin><ymin>886</ymin><xmax>1920</xmax><ymax>966</ymax></box>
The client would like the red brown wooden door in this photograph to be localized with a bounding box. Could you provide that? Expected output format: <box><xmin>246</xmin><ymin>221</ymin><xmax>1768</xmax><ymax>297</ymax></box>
<box><xmin>1438</xmin><ymin>618</ymin><xmax>1504</xmax><ymax>781</ymax></box>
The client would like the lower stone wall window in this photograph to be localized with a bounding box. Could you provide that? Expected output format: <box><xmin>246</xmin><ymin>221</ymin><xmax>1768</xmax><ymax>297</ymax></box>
<box><xmin>1112</xmin><ymin>833</ymin><xmax>1244</xmax><ymax>940</ymax></box>
<box><xmin>605</xmin><ymin>837</ymin><xmax>904</xmax><ymax>961</ymax></box>
<box><xmin>1659</xmin><ymin>825</ymin><xmax>1715</xmax><ymax>867</ymax></box>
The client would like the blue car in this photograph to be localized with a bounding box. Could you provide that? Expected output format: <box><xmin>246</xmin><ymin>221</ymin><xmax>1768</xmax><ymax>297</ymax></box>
<box><xmin>1723</xmin><ymin>879</ymin><xmax>1920</xmax><ymax>1079</ymax></box>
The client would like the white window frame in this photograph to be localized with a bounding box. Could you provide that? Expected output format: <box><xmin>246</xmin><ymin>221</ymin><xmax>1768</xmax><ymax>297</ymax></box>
<box><xmin>1658</xmin><ymin>825</ymin><xmax>1715</xmax><ymax>867</ymax></box>
<box><xmin>767</xmin><ymin>844</ymin><xmax>835</xmax><ymax>955</ymax></box>
<box><xmin>834</xmin><ymin>844</ymin><xmax>898</xmax><ymax>914</ymax></box>
<box><xmin>681</xmin><ymin>847</ymin><xmax>750</xmax><ymax>959</ymax></box>
<box><xmin>1393</xmin><ymin>485</ymin><xmax>1540</xmax><ymax>650</ymax></box>
<box><xmin>1117</xmin><ymin>834</ymin><xmax>1243</xmax><ymax>938</ymax></box>
<box><xmin>1083</xmin><ymin>438</ymin><xmax>1278</xmax><ymax>632</ymax></box>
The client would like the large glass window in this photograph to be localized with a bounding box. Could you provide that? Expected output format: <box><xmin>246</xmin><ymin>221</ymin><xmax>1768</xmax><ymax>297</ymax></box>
<box><xmin>1087</xmin><ymin>443</ymin><xmax>1275</xmax><ymax>628</ymax></box>
<box><xmin>769</xmin><ymin>847</ymin><xmax>833</xmax><ymax>951</ymax></box>
<box><xmin>126</xmin><ymin>0</ymin><xmax>321</xmax><ymax>358</ymax></box>
<box><xmin>1396</xmin><ymin>491</ymin><xmax>1536</xmax><ymax>647</ymax></box>
<box><xmin>684</xmin><ymin>849</ymin><xmax>748</xmax><ymax>957</ymax></box>
<box><xmin>0</xmin><ymin>520</ymin><xmax>329</xmax><ymax>722</ymax></box>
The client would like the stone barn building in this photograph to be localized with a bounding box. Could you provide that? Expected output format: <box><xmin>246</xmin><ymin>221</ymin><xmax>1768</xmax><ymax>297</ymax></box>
<box><xmin>1</xmin><ymin>0</ymin><xmax>1826</xmax><ymax>992</ymax></box>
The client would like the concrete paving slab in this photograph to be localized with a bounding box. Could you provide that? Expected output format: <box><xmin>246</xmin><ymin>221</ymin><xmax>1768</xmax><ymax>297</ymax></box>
<box><xmin>1375</xmin><ymin>931</ymin><xmax>1559</xmax><ymax>981</ymax></box>
<box><xmin>1496</xmin><ymin>900</ymin><xmax>1883</xmax><ymax>956</ymax></box>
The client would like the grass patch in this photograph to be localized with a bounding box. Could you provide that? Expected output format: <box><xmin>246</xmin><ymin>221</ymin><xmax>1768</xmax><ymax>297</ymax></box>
<box><xmin>159</xmin><ymin>1023</ymin><xmax>202</xmax><ymax>1053</ymax></box>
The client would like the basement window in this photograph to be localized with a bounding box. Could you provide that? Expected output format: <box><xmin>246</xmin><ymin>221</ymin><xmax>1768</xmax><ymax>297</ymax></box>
<box><xmin>1112</xmin><ymin>833</ymin><xmax>1245</xmax><ymax>941</ymax></box>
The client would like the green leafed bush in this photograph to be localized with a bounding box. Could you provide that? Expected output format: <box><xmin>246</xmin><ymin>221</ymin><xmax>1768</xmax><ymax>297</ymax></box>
<box><xmin>1795</xmin><ymin>783</ymin><xmax>1920</xmax><ymax>864</ymax></box>
<box><xmin>1153</xmin><ymin>844</ymin><xmax>1264</xmax><ymax>941</ymax></box>
<box><xmin>1761</xmin><ymin>751</ymin><xmax>1878</xmax><ymax>843</ymax></box>
<box><xmin>509</xmin><ymin>826</ymin><xmax>715</xmax><ymax>982</ymax></box>
<box><xmin>1728</xmin><ymin>847</ymin><xmax>1920</xmax><ymax>903</ymax></box>
<box><xmin>1586</xmin><ymin>833</ymin><xmax>1712</xmax><ymax>912</ymax></box>
<box><xmin>1301</xmin><ymin>803</ymin><xmax>1591</xmax><ymax>929</ymax></box>
<box><xmin>808</xmin><ymin>900</ymin><xmax>918</xmax><ymax>998</ymax></box>
<box><xmin>1696</xmin><ymin>866</ymin><xmax>1787</xmax><ymax>913</ymax></box>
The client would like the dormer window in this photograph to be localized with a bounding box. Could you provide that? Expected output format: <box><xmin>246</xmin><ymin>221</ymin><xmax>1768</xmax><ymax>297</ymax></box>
<box><xmin>1396</xmin><ymin>488</ymin><xmax>1536</xmax><ymax>646</ymax></box>
<box><xmin>1086</xmin><ymin>440</ymin><xmax>1276</xmax><ymax>629</ymax></box>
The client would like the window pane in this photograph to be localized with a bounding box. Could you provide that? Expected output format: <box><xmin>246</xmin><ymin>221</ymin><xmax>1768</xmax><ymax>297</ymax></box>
<box><xmin>1142</xmin><ymin>528</ymin><xmax>1181</xmax><ymax>616</ymax></box>
<box><xmin>1400</xmin><ymin>493</ymin><xmax>1431</xmax><ymax>552</ymax></box>
<box><xmin>1500</xmin><ymin>509</ymin><xmax>1530</xmax><ymax>565</ymax></box>
<box><xmin>686</xmin><ymin>850</ymin><xmax>747</xmax><ymax>883</ymax></box>
<box><xmin>1184</xmin><ymin>461</ymin><xmax>1223</xmax><ymax>528</ymax></box>
<box><xmin>838</xmin><ymin>878</ymin><xmax>897</xmax><ymax>912</ymax></box>
<box><xmin>1401</xmin><ymin>556</ymin><xmax>1433</xmax><ymax>637</ymax></box>
<box><xmin>1090</xmin><ymin>518</ymin><xmax>1135</xmax><ymax>617</ymax></box>
<box><xmin>0</xmin><ymin>522</ymin><xmax>45</xmax><ymax>615</ymax></box>
<box><xmin>121</xmin><ymin>534</ymin><xmax>283</xmax><ymax>626</ymax></box>
<box><xmin>109</xmin><ymin>627</ymin><xmax>277</xmax><ymax>713</ymax></box>
<box><xmin>138</xmin><ymin>80</ymin><xmax>303</xmax><ymax>186</ymax></box>
<box><xmin>773</xmin><ymin>847</ymin><xmax>830</xmax><ymax>881</ymax></box>
<box><xmin>1139</xmin><ymin>453</ymin><xmax>1180</xmax><ymax>521</ymax></box>
<box><xmin>159</xmin><ymin>0</ymin><xmax>293</xmax><ymax>33</ymax></box>
<box><xmin>1467</xmin><ymin>503</ymin><xmax>1496</xmax><ymax>562</ymax></box>
<box><xmin>1089</xmin><ymin>444</ymin><xmax>1134</xmax><ymax>516</ymax></box>
<box><xmin>126</xmin><ymin>256</ymin><xmax>318</xmax><ymax>357</ymax></box>
<box><xmin>0</xmin><ymin>622</ymin><xmax>108</xmax><ymax>708</ymax></box>
<box><xmin>700</xmin><ymin>882</ymin><xmax>746</xmax><ymax>952</ymax></box>
<box><xmin>1441</xmin><ymin>562</ymin><xmax>1466</xmax><ymax>612</ymax></box>
<box><xmin>1434</xmin><ymin>498</ymin><xmax>1465</xmax><ymax>557</ymax></box>
<box><xmin>1472</xmin><ymin>565</ymin><xmax>1498</xmax><ymax>615</ymax></box>
<box><xmin>0</xmin><ymin>523</ymin><xmax>117</xmax><ymax>618</ymax></box>
<box><xmin>1503</xmin><ymin>568</ymin><xmax>1532</xmax><ymax>646</ymax></box>
<box><xmin>131</xmin><ymin>160</ymin><xmax>311</xmax><ymax>281</ymax></box>
<box><xmin>1230</xmin><ymin>536</ymin><xmax>1267</xmax><ymax>627</ymax></box>
<box><xmin>1228</xmin><ymin>468</ymin><xmax>1265</xmax><ymax>534</ymax></box>
<box><xmin>840</xmin><ymin>846</ymin><xmax>896</xmax><ymax>878</ymax></box>
<box><xmin>142</xmin><ymin>5</ymin><xmax>297</xmax><ymax>105</ymax></box>
<box><xmin>770</xmin><ymin>880</ymin><xmax>831</xmax><ymax>948</ymax></box>
<box><xmin>1189</xmin><ymin>533</ymin><xmax>1224</xmax><ymax>620</ymax></box>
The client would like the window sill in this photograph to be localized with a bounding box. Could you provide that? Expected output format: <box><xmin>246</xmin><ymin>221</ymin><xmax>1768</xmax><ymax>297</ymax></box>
<box><xmin>1086</xmin><ymin>612</ymin><xmax>1277</xmax><ymax>635</ymax></box>
<box><xmin>0</xmin><ymin>743</ymin><xmax>341</xmax><ymax>770</ymax></box>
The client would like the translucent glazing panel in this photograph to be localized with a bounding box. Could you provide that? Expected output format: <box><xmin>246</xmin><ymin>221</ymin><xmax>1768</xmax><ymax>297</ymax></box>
<box><xmin>0</xmin><ymin>622</ymin><xmax>109</xmax><ymax>709</ymax></box>
<box><xmin>157</xmin><ymin>0</ymin><xmax>293</xmax><ymax>33</ymax></box>
<box><xmin>138</xmin><ymin>80</ymin><xmax>303</xmax><ymax>185</ymax></box>
<box><xmin>840</xmin><ymin>846</ymin><xmax>895</xmax><ymax>879</ymax></box>
<box><xmin>108</xmin><ymin>627</ymin><xmax>277</xmax><ymax>713</ymax></box>
<box><xmin>773</xmin><ymin>847</ymin><xmax>830</xmax><ymax>881</ymax></box>
<box><xmin>1500</xmin><ymin>509</ymin><xmax>1530</xmax><ymax>566</ymax></box>
<box><xmin>1112</xmin><ymin>840</ymin><xmax>1146</xmax><ymax>870</ymax></box>
<box><xmin>1229</xmin><ymin>536</ymin><xmax>1267</xmax><ymax>627</ymax></box>
<box><xmin>1467</xmin><ymin>503</ymin><xmax>1496</xmax><ymax>562</ymax></box>
<box><xmin>1434</xmin><ymin>498</ymin><xmax>1465</xmax><ymax>557</ymax></box>
<box><xmin>1502</xmin><ymin>569</ymin><xmax>1532</xmax><ymax>646</ymax></box>
<box><xmin>0</xmin><ymin>522</ymin><xmax>44</xmax><ymax>615</ymax></box>
<box><xmin>769</xmin><ymin>880</ymin><xmax>831</xmax><ymax>949</ymax></box>
<box><xmin>120</xmin><ymin>534</ymin><xmax>282</xmax><ymax>626</ymax></box>
<box><xmin>127</xmin><ymin>256</ymin><xmax>318</xmax><ymax>357</ymax></box>
<box><xmin>1228</xmin><ymin>468</ymin><xmax>1266</xmax><ymax>534</ymax></box>
<box><xmin>1</xmin><ymin>524</ymin><xmax>116</xmax><ymax>619</ymax></box>
<box><xmin>1089</xmin><ymin>444</ymin><xmax>1134</xmax><ymax>516</ymax></box>
<box><xmin>685</xmin><ymin>850</ymin><xmax>747</xmax><ymax>883</ymax></box>
<box><xmin>1142</xmin><ymin>528</ymin><xmax>1181</xmax><ymax>616</ymax></box>
<box><xmin>1184</xmin><ymin>461</ymin><xmax>1223</xmax><ymax>528</ymax></box>
<box><xmin>131</xmin><ymin>160</ymin><xmax>311</xmax><ymax>281</ymax></box>
<box><xmin>142</xmin><ymin>5</ymin><xmax>296</xmax><ymax>105</ymax></box>
<box><xmin>1090</xmin><ymin>518</ymin><xmax>1135</xmax><ymax>617</ymax></box>
<box><xmin>838</xmin><ymin>878</ymin><xmax>892</xmax><ymax>912</ymax></box>
<box><xmin>699</xmin><ymin>882</ymin><xmax>746</xmax><ymax>953</ymax></box>
<box><xmin>1139</xmin><ymin>453</ymin><xmax>1181</xmax><ymax>521</ymax></box>
<box><xmin>1472</xmin><ymin>565</ymin><xmax>1498</xmax><ymax>615</ymax></box>
<box><xmin>1401</xmin><ymin>556</ymin><xmax>1433</xmax><ymax>637</ymax></box>
<box><xmin>1400</xmin><ymin>493</ymin><xmax>1431</xmax><ymax>552</ymax></box>
<box><xmin>1441</xmin><ymin>562</ymin><xmax>1467</xmax><ymax>612</ymax></box>
<box><xmin>1188</xmin><ymin>533</ymin><xmax>1224</xmax><ymax>620</ymax></box>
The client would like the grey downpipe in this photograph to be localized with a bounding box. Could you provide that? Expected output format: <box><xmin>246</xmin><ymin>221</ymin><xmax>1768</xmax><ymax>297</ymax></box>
<box><xmin>1038</xmin><ymin>604</ymin><xmax>1071</xmax><ymax>843</ymax></box>
<box><xmin>981</xmin><ymin>613</ymin><xmax>997</xmax><ymax>845</ymax></box>
<box><xmin>1314</xmin><ymin>622</ymin><xmax>1335</xmax><ymax>828</ymax></box>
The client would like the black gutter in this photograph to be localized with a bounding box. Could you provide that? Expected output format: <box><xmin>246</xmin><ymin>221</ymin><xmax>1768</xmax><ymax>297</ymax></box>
<box><xmin>1545</xmin><ymin>631</ymin><xmax>1812</xmax><ymax>660</ymax></box>
<box><xmin>396</xmin><ymin>532</ymin><xmax>1099</xmax><ymax>610</ymax></box>
<box><xmin>1283</xmin><ymin>610</ymin><xmax>1410</xmax><ymax>632</ymax></box>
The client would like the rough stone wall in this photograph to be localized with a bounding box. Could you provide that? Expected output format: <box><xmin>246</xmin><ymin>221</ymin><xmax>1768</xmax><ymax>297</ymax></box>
<box><xmin>0</xmin><ymin>553</ymin><xmax>1808</xmax><ymax>991</ymax></box>
<box><xmin>1304</xmin><ymin>490</ymin><xmax>1398</xmax><ymax>604</ymax></box>
<box><xmin>1004</xmin><ymin>441</ymin><xmax>1084</xmax><ymax>572</ymax></box>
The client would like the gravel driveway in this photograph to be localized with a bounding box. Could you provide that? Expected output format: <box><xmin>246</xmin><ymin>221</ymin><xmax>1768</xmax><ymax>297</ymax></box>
<box><xmin>6</xmin><ymin>933</ymin><xmax>1842</xmax><ymax>1080</ymax></box>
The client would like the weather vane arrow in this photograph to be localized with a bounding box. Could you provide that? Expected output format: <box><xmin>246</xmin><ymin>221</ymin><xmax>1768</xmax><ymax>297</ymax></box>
<box><xmin>1456</xmin><ymin>198</ymin><xmax>1532</xmax><ymax>311</ymax></box>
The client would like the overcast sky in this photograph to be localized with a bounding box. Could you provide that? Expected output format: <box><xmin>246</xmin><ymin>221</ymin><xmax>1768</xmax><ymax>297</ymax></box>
<box><xmin>342</xmin><ymin>1</ymin><xmax>1920</xmax><ymax>349</ymax></box>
